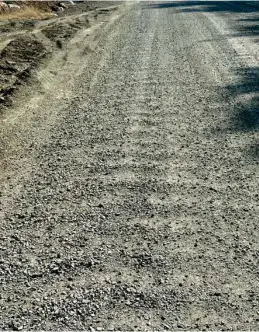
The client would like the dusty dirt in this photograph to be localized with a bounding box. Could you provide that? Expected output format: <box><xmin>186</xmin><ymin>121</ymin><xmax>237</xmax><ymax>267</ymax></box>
<box><xmin>41</xmin><ymin>16</ymin><xmax>91</xmax><ymax>44</ymax></box>
<box><xmin>0</xmin><ymin>36</ymin><xmax>47</xmax><ymax>103</ymax></box>
<box><xmin>0</xmin><ymin>1</ymin><xmax>119</xmax><ymax>106</ymax></box>
<box><xmin>1</xmin><ymin>1</ymin><xmax>259</xmax><ymax>331</ymax></box>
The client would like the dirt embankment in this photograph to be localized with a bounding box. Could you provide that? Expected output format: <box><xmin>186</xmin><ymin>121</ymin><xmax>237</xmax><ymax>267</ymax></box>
<box><xmin>0</xmin><ymin>36</ymin><xmax>47</xmax><ymax>104</ymax></box>
<box><xmin>0</xmin><ymin>2</ymin><xmax>119</xmax><ymax>108</ymax></box>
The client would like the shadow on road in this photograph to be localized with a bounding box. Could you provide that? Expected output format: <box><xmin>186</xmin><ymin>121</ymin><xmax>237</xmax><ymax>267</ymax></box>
<box><xmin>145</xmin><ymin>1</ymin><xmax>259</xmax><ymax>13</ymax></box>
<box><xmin>227</xmin><ymin>67</ymin><xmax>259</xmax><ymax>132</ymax></box>
<box><xmin>145</xmin><ymin>1</ymin><xmax>259</xmax><ymax>159</ymax></box>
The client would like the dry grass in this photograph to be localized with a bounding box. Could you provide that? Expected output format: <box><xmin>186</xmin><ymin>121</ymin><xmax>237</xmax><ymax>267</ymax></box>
<box><xmin>0</xmin><ymin>2</ymin><xmax>54</xmax><ymax>21</ymax></box>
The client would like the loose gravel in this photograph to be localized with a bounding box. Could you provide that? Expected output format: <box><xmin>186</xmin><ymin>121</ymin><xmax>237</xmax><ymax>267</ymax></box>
<box><xmin>1</xmin><ymin>1</ymin><xmax>259</xmax><ymax>330</ymax></box>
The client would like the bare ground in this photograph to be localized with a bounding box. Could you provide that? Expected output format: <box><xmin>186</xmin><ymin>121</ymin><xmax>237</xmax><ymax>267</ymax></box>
<box><xmin>0</xmin><ymin>1</ymin><xmax>119</xmax><ymax>106</ymax></box>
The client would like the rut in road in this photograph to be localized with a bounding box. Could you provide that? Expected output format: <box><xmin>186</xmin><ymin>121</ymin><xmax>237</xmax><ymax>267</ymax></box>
<box><xmin>1</xmin><ymin>1</ymin><xmax>259</xmax><ymax>330</ymax></box>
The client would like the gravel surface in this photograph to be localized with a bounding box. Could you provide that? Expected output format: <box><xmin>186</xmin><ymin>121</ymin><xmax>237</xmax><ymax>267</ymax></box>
<box><xmin>1</xmin><ymin>1</ymin><xmax>259</xmax><ymax>330</ymax></box>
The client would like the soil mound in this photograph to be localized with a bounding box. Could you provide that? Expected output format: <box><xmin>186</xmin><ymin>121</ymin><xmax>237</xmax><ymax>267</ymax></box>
<box><xmin>0</xmin><ymin>36</ymin><xmax>47</xmax><ymax>103</ymax></box>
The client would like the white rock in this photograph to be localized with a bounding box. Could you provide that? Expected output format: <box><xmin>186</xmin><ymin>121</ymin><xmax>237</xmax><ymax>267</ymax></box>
<box><xmin>8</xmin><ymin>4</ymin><xmax>21</xmax><ymax>10</ymax></box>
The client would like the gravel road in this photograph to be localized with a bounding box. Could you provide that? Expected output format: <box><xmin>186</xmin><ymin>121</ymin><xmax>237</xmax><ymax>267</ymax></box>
<box><xmin>1</xmin><ymin>1</ymin><xmax>259</xmax><ymax>330</ymax></box>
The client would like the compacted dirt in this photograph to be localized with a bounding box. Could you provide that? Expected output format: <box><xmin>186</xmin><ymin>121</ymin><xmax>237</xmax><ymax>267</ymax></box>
<box><xmin>1</xmin><ymin>1</ymin><xmax>259</xmax><ymax>330</ymax></box>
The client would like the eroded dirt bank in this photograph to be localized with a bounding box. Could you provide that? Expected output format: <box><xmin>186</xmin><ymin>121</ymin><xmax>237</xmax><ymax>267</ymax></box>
<box><xmin>1</xmin><ymin>1</ymin><xmax>259</xmax><ymax>331</ymax></box>
<box><xmin>0</xmin><ymin>1</ymin><xmax>119</xmax><ymax>106</ymax></box>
